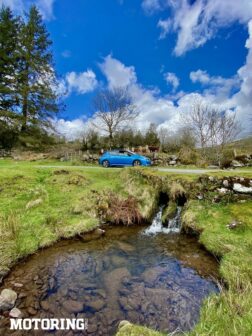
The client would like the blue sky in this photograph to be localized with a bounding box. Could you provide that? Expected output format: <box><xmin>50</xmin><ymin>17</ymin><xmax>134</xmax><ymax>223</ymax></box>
<box><xmin>1</xmin><ymin>0</ymin><xmax>252</xmax><ymax>138</ymax></box>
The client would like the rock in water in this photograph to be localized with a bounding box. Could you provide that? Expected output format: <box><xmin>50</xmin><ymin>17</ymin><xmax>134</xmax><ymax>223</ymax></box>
<box><xmin>62</xmin><ymin>300</ymin><xmax>83</xmax><ymax>313</ymax></box>
<box><xmin>87</xmin><ymin>299</ymin><xmax>105</xmax><ymax>311</ymax></box>
<box><xmin>0</xmin><ymin>289</ymin><xmax>17</xmax><ymax>311</ymax></box>
<box><xmin>9</xmin><ymin>307</ymin><xmax>22</xmax><ymax>318</ymax></box>
<box><xmin>117</xmin><ymin>242</ymin><xmax>135</xmax><ymax>253</ymax></box>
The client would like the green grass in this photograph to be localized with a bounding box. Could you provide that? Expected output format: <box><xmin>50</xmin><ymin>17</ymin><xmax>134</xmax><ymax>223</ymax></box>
<box><xmin>0</xmin><ymin>163</ymin><xmax>159</xmax><ymax>278</ymax></box>
<box><xmin>0</xmin><ymin>165</ymin><xmax>126</xmax><ymax>275</ymax></box>
<box><xmin>117</xmin><ymin>323</ymin><xmax>166</xmax><ymax>336</ymax></box>
<box><xmin>182</xmin><ymin>200</ymin><xmax>252</xmax><ymax>336</ymax></box>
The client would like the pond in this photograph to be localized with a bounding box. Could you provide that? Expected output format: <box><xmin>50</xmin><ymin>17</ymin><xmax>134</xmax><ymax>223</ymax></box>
<box><xmin>0</xmin><ymin>225</ymin><xmax>219</xmax><ymax>336</ymax></box>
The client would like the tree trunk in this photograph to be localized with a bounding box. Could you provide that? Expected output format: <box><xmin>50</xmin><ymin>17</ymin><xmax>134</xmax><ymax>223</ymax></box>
<box><xmin>21</xmin><ymin>64</ymin><xmax>29</xmax><ymax>132</ymax></box>
<box><xmin>21</xmin><ymin>94</ymin><xmax>28</xmax><ymax>132</ymax></box>
<box><xmin>109</xmin><ymin>130</ymin><xmax>113</xmax><ymax>149</ymax></box>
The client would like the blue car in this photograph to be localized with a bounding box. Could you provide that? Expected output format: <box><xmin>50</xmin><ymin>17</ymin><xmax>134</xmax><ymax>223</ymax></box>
<box><xmin>99</xmin><ymin>150</ymin><xmax>151</xmax><ymax>168</ymax></box>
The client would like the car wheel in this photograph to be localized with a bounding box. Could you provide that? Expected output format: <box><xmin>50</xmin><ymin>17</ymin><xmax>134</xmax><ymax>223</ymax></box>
<box><xmin>133</xmin><ymin>160</ymin><xmax>141</xmax><ymax>167</ymax></box>
<box><xmin>102</xmin><ymin>160</ymin><xmax>110</xmax><ymax>168</ymax></box>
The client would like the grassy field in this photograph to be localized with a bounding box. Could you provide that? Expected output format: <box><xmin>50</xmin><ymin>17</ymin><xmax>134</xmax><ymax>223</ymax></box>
<box><xmin>0</xmin><ymin>165</ymin><xmax>115</xmax><ymax>275</ymax></box>
<box><xmin>0</xmin><ymin>163</ymin><xmax>160</xmax><ymax>280</ymax></box>
<box><xmin>0</xmin><ymin>160</ymin><xmax>252</xmax><ymax>335</ymax></box>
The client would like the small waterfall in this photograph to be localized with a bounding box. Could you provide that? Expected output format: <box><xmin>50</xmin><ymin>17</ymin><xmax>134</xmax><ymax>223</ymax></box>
<box><xmin>166</xmin><ymin>206</ymin><xmax>182</xmax><ymax>233</ymax></box>
<box><xmin>143</xmin><ymin>206</ymin><xmax>182</xmax><ymax>235</ymax></box>
<box><xmin>143</xmin><ymin>206</ymin><xmax>164</xmax><ymax>235</ymax></box>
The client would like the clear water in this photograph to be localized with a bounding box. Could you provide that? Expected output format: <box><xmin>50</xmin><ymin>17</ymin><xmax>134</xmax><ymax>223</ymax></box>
<box><xmin>0</xmin><ymin>226</ymin><xmax>219</xmax><ymax>336</ymax></box>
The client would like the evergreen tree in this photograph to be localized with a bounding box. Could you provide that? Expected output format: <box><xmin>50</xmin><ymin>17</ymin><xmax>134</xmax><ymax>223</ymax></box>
<box><xmin>145</xmin><ymin>123</ymin><xmax>160</xmax><ymax>146</ymax></box>
<box><xmin>0</xmin><ymin>6</ymin><xmax>20</xmax><ymax>115</ymax></box>
<box><xmin>18</xmin><ymin>5</ymin><xmax>60</xmax><ymax>131</ymax></box>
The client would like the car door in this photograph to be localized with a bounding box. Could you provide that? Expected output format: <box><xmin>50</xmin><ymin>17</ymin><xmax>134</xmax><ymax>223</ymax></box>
<box><xmin>108</xmin><ymin>152</ymin><xmax>118</xmax><ymax>165</ymax></box>
<box><xmin>118</xmin><ymin>151</ymin><xmax>133</xmax><ymax>166</ymax></box>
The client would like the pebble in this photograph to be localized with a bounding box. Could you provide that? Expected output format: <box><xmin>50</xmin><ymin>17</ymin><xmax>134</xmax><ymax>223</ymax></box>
<box><xmin>9</xmin><ymin>308</ymin><xmax>22</xmax><ymax>318</ymax></box>
<box><xmin>27</xmin><ymin>307</ymin><xmax>37</xmax><ymax>316</ymax></box>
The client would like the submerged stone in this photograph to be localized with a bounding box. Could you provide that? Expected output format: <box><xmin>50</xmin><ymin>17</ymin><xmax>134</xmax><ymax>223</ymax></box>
<box><xmin>0</xmin><ymin>289</ymin><xmax>17</xmax><ymax>311</ymax></box>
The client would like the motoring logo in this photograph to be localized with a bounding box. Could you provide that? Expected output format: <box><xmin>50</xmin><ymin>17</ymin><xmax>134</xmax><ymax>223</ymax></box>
<box><xmin>10</xmin><ymin>318</ymin><xmax>88</xmax><ymax>331</ymax></box>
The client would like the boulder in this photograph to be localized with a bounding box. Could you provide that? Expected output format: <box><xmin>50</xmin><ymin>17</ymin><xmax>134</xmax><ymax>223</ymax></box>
<box><xmin>223</xmin><ymin>180</ymin><xmax>229</xmax><ymax>187</ymax></box>
<box><xmin>169</xmin><ymin>160</ymin><xmax>177</xmax><ymax>165</ymax></box>
<box><xmin>0</xmin><ymin>289</ymin><xmax>17</xmax><ymax>311</ymax></box>
<box><xmin>217</xmin><ymin>188</ymin><xmax>229</xmax><ymax>194</ymax></box>
<box><xmin>233</xmin><ymin>183</ymin><xmax>252</xmax><ymax>194</ymax></box>
<box><xmin>231</xmin><ymin>160</ymin><xmax>244</xmax><ymax>168</ymax></box>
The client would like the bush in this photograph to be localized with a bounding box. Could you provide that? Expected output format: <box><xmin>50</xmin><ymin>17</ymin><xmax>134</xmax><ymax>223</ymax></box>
<box><xmin>178</xmin><ymin>146</ymin><xmax>199</xmax><ymax>164</ymax></box>
<box><xmin>0</xmin><ymin>121</ymin><xmax>18</xmax><ymax>150</ymax></box>
<box><xmin>18</xmin><ymin>126</ymin><xmax>57</xmax><ymax>150</ymax></box>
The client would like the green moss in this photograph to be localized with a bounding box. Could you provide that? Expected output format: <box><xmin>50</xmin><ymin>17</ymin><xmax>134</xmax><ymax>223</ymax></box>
<box><xmin>162</xmin><ymin>201</ymin><xmax>177</xmax><ymax>224</ymax></box>
<box><xmin>117</xmin><ymin>323</ymin><xmax>165</xmax><ymax>336</ymax></box>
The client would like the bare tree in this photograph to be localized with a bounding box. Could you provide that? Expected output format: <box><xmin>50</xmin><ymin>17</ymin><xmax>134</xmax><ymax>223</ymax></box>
<box><xmin>92</xmin><ymin>87</ymin><xmax>138</xmax><ymax>148</ymax></box>
<box><xmin>183</xmin><ymin>99</ymin><xmax>241</xmax><ymax>165</ymax></box>
<box><xmin>158</xmin><ymin>127</ymin><xmax>168</xmax><ymax>152</ymax></box>
<box><xmin>211</xmin><ymin>110</ymin><xmax>241</xmax><ymax>166</ymax></box>
<box><xmin>182</xmin><ymin>100</ymin><xmax>213</xmax><ymax>154</ymax></box>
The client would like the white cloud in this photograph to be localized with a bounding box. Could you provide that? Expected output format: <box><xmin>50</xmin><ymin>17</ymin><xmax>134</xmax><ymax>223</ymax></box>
<box><xmin>66</xmin><ymin>70</ymin><xmax>98</xmax><ymax>95</ymax></box>
<box><xmin>157</xmin><ymin>18</ymin><xmax>172</xmax><ymax>39</ymax></box>
<box><xmin>164</xmin><ymin>72</ymin><xmax>180</xmax><ymax>91</ymax></box>
<box><xmin>190</xmin><ymin>70</ymin><xmax>211</xmax><ymax>85</ymax></box>
<box><xmin>142</xmin><ymin>0</ymin><xmax>161</xmax><ymax>13</ymax></box>
<box><xmin>0</xmin><ymin>0</ymin><xmax>56</xmax><ymax>20</ymax></box>
<box><xmin>51</xmin><ymin>118</ymin><xmax>87</xmax><ymax>140</ymax></box>
<box><xmin>143</xmin><ymin>0</ymin><xmax>252</xmax><ymax>56</ymax></box>
<box><xmin>36</xmin><ymin>0</ymin><xmax>55</xmax><ymax>19</ymax></box>
<box><xmin>232</xmin><ymin>20</ymin><xmax>252</xmax><ymax>134</ymax></box>
<box><xmin>99</xmin><ymin>54</ymin><xmax>137</xmax><ymax>89</ymax></box>
<box><xmin>190</xmin><ymin>69</ymin><xmax>240</xmax><ymax>100</ymax></box>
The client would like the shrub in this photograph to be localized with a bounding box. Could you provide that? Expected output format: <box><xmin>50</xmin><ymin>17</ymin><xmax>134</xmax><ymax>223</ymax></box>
<box><xmin>179</xmin><ymin>146</ymin><xmax>199</xmax><ymax>164</ymax></box>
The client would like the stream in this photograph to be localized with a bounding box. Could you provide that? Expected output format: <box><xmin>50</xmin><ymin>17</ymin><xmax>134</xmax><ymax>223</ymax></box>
<box><xmin>0</xmin><ymin>211</ymin><xmax>220</xmax><ymax>336</ymax></box>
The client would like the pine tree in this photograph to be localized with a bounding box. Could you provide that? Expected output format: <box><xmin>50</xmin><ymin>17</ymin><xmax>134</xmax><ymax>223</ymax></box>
<box><xmin>18</xmin><ymin>5</ymin><xmax>60</xmax><ymax>131</ymax></box>
<box><xmin>0</xmin><ymin>6</ymin><xmax>20</xmax><ymax>115</ymax></box>
<box><xmin>145</xmin><ymin>123</ymin><xmax>160</xmax><ymax>146</ymax></box>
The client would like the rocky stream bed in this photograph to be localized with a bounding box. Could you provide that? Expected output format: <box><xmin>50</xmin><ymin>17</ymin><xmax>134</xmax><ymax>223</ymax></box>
<box><xmin>0</xmin><ymin>224</ymin><xmax>219</xmax><ymax>336</ymax></box>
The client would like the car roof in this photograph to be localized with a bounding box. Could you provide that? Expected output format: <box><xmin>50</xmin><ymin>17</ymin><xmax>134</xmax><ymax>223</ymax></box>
<box><xmin>105</xmin><ymin>150</ymin><xmax>136</xmax><ymax>155</ymax></box>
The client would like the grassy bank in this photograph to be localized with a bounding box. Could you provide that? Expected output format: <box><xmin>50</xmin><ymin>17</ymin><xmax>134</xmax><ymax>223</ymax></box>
<box><xmin>182</xmin><ymin>200</ymin><xmax>252</xmax><ymax>335</ymax></box>
<box><xmin>0</xmin><ymin>164</ymin><xmax>159</xmax><ymax>280</ymax></box>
